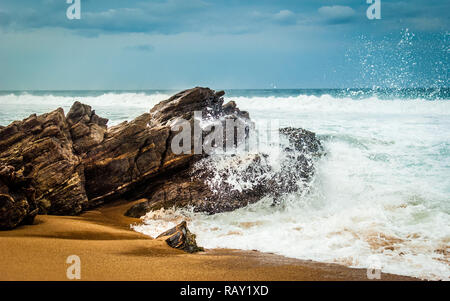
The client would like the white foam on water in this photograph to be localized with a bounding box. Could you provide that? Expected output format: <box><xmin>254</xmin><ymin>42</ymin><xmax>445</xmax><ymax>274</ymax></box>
<box><xmin>0</xmin><ymin>92</ymin><xmax>170</xmax><ymax>126</ymax></box>
<box><xmin>229</xmin><ymin>94</ymin><xmax>450</xmax><ymax>116</ymax></box>
<box><xmin>134</xmin><ymin>94</ymin><xmax>450</xmax><ymax>280</ymax></box>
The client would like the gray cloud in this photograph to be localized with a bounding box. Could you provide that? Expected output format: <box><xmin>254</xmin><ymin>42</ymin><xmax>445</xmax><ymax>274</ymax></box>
<box><xmin>318</xmin><ymin>5</ymin><xmax>356</xmax><ymax>24</ymax></box>
<box><xmin>273</xmin><ymin>10</ymin><xmax>297</xmax><ymax>25</ymax></box>
<box><xmin>0</xmin><ymin>0</ymin><xmax>211</xmax><ymax>34</ymax></box>
<box><xmin>0</xmin><ymin>1</ymin><xmax>447</xmax><ymax>35</ymax></box>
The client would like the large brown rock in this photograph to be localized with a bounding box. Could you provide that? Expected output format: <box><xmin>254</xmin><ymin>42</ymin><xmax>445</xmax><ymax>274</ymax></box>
<box><xmin>81</xmin><ymin>87</ymin><xmax>246</xmax><ymax>208</ymax></box>
<box><xmin>0</xmin><ymin>108</ymin><xmax>88</xmax><ymax>216</ymax></box>
<box><xmin>0</xmin><ymin>86</ymin><xmax>323</xmax><ymax>230</ymax></box>
<box><xmin>0</xmin><ymin>87</ymin><xmax>250</xmax><ymax>229</ymax></box>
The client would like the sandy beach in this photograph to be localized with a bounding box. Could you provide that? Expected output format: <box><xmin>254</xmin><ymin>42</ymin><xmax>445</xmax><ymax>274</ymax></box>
<box><xmin>0</xmin><ymin>200</ymin><xmax>416</xmax><ymax>281</ymax></box>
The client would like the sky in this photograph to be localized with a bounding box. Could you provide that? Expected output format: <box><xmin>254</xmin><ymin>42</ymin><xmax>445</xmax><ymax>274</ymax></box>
<box><xmin>0</xmin><ymin>0</ymin><xmax>448</xmax><ymax>90</ymax></box>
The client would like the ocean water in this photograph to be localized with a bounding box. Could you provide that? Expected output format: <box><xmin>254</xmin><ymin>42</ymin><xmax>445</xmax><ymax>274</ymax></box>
<box><xmin>1</xmin><ymin>89</ymin><xmax>449</xmax><ymax>280</ymax></box>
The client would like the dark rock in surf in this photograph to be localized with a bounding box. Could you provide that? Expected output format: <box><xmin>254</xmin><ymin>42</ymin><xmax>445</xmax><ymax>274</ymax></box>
<box><xmin>82</xmin><ymin>87</ymin><xmax>248</xmax><ymax>208</ymax></box>
<box><xmin>156</xmin><ymin>221</ymin><xmax>204</xmax><ymax>253</ymax></box>
<box><xmin>126</xmin><ymin>127</ymin><xmax>324</xmax><ymax>216</ymax></box>
<box><xmin>0</xmin><ymin>87</ymin><xmax>249</xmax><ymax>229</ymax></box>
<box><xmin>0</xmin><ymin>86</ymin><xmax>323</xmax><ymax>230</ymax></box>
<box><xmin>280</xmin><ymin>127</ymin><xmax>323</xmax><ymax>155</ymax></box>
<box><xmin>124</xmin><ymin>198</ymin><xmax>151</xmax><ymax>218</ymax></box>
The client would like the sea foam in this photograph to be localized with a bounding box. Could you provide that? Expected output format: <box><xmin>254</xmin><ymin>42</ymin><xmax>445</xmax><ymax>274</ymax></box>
<box><xmin>134</xmin><ymin>93</ymin><xmax>450</xmax><ymax>280</ymax></box>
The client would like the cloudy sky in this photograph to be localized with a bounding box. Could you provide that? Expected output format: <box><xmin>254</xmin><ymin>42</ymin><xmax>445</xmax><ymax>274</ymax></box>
<box><xmin>0</xmin><ymin>0</ymin><xmax>448</xmax><ymax>90</ymax></box>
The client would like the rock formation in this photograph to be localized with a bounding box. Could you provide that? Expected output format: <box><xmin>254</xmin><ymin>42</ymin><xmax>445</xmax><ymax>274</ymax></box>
<box><xmin>0</xmin><ymin>87</ymin><xmax>249</xmax><ymax>229</ymax></box>
<box><xmin>67</xmin><ymin>101</ymin><xmax>108</xmax><ymax>155</ymax></box>
<box><xmin>125</xmin><ymin>127</ymin><xmax>324</xmax><ymax>216</ymax></box>
<box><xmin>0</xmin><ymin>164</ymin><xmax>38</xmax><ymax>229</ymax></box>
<box><xmin>81</xmin><ymin>87</ymin><xmax>248</xmax><ymax>208</ymax></box>
<box><xmin>156</xmin><ymin>221</ymin><xmax>203</xmax><ymax>253</ymax></box>
<box><xmin>0</xmin><ymin>87</ymin><xmax>323</xmax><ymax>231</ymax></box>
<box><xmin>0</xmin><ymin>108</ymin><xmax>88</xmax><ymax>217</ymax></box>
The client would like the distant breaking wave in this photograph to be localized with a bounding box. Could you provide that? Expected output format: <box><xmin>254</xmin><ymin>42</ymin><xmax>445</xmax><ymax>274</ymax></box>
<box><xmin>0</xmin><ymin>89</ymin><xmax>448</xmax><ymax>126</ymax></box>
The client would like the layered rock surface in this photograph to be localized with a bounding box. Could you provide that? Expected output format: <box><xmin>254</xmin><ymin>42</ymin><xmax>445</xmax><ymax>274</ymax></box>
<box><xmin>0</xmin><ymin>87</ymin><xmax>248</xmax><ymax>229</ymax></box>
<box><xmin>0</xmin><ymin>108</ymin><xmax>88</xmax><ymax>219</ymax></box>
<box><xmin>0</xmin><ymin>87</ymin><xmax>323</xmax><ymax>230</ymax></box>
<box><xmin>0</xmin><ymin>164</ymin><xmax>38</xmax><ymax>229</ymax></box>
<box><xmin>81</xmin><ymin>87</ymin><xmax>248</xmax><ymax>207</ymax></box>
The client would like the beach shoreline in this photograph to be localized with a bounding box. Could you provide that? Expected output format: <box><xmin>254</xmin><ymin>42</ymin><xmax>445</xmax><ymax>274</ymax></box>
<box><xmin>0</xmin><ymin>199</ymin><xmax>417</xmax><ymax>281</ymax></box>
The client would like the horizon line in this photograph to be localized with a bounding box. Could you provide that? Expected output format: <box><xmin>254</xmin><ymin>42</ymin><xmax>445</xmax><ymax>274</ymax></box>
<box><xmin>0</xmin><ymin>87</ymin><xmax>448</xmax><ymax>92</ymax></box>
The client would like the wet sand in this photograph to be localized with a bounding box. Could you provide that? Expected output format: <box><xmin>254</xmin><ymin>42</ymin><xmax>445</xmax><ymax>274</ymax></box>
<box><xmin>0</xmin><ymin>200</ymin><xmax>417</xmax><ymax>281</ymax></box>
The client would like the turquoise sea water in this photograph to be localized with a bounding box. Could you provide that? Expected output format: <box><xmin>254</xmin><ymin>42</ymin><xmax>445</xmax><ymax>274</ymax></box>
<box><xmin>1</xmin><ymin>88</ymin><xmax>449</xmax><ymax>279</ymax></box>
